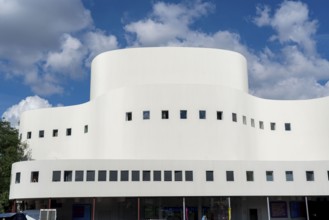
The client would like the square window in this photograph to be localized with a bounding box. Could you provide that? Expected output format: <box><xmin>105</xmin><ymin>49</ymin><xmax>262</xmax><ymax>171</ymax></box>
<box><xmin>143</xmin><ymin>170</ymin><xmax>151</xmax><ymax>181</ymax></box>
<box><xmin>98</xmin><ymin>170</ymin><xmax>107</xmax><ymax>181</ymax></box>
<box><xmin>243</xmin><ymin>116</ymin><xmax>247</xmax><ymax>125</ymax></box>
<box><xmin>143</xmin><ymin>111</ymin><xmax>150</xmax><ymax>120</ymax></box>
<box><xmin>285</xmin><ymin>123</ymin><xmax>291</xmax><ymax>131</ymax></box>
<box><xmin>162</xmin><ymin>111</ymin><xmax>169</xmax><ymax>119</ymax></box>
<box><xmin>251</xmin><ymin>119</ymin><xmax>255</xmax><ymax>127</ymax></box>
<box><xmin>286</xmin><ymin>171</ymin><xmax>293</xmax><ymax>181</ymax></box>
<box><xmin>164</xmin><ymin>170</ymin><xmax>172</xmax><ymax>181</ymax></box>
<box><xmin>53</xmin><ymin>129</ymin><xmax>58</xmax><ymax>137</ymax></box>
<box><xmin>306</xmin><ymin>171</ymin><xmax>314</xmax><ymax>181</ymax></box>
<box><xmin>266</xmin><ymin>171</ymin><xmax>273</xmax><ymax>181</ymax></box>
<box><xmin>206</xmin><ymin>171</ymin><xmax>214</xmax><ymax>181</ymax></box>
<box><xmin>246</xmin><ymin>171</ymin><xmax>254</xmax><ymax>181</ymax></box>
<box><xmin>153</xmin><ymin>170</ymin><xmax>161</xmax><ymax>181</ymax></box>
<box><xmin>132</xmin><ymin>170</ymin><xmax>140</xmax><ymax>181</ymax></box>
<box><xmin>180</xmin><ymin>110</ymin><xmax>187</xmax><ymax>119</ymax></box>
<box><xmin>75</xmin><ymin>170</ymin><xmax>84</xmax><ymax>182</ymax></box>
<box><xmin>66</xmin><ymin>128</ymin><xmax>72</xmax><ymax>136</ymax></box>
<box><xmin>39</xmin><ymin>130</ymin><xmax>44</xmax><ymax>138</ymax></box>
<box><xmin>52</xmin><ymin>171</ymin><xmax>61</xmax><ymax>182</ymax></box>
<box><xmin>87</xmin><ymin>170</ymin><xmax>95</xmax><ymax>181</ymax></box>
<box><xmin>31</xmin><ymin>171</ymin><xmax>39</xmax><ymax>183</ymax></box>
<box><xmin>15</xmin><ymin>172</ymin><xmax>21</xmax><ymax>184</ymax></box>
<box><xmin>226</xmin><ymin>171</ymin><xmax>234</xmax><ymax>181</ymax></box>
<box><xmin>27</xmin><ymin>131</ymin><xmax>32</xmax><ymax>139</ymax></box>
<box><xmin>126</xmin><ymin>112</ymin><xmax>132</xmax><ymax>121</ymax></box>
<box><xmin>199</xmin><ymin>110</ymin><xmax>206</xmax><ymax>119</ymax></box>
<box><xmin>64</xmin><ymin>171</ymin><xmax>72</xmax><ymax>182</ymax></box>
<box><xmin>217</xmin><ymin>111</ymin><xmax>223</xmax><ymax>120</ymax></box>
<box><xmin>232</xmin><ymin>113</ymin><xmax>237</xmax><ymax>122</ymax></box>
<box><xmin>259</xmin><ymin>121</ymin><xmax>264</xmax><ymax>129</ymax></box>
<box><xmin>121</xmin><ymin>170</ymin><xmax>129</xmax><ymax>181</ymax></box>
<box><xmin>174</xmin><ymin>171</ymin><xmax>182</xmax><ymax>181</ymax></box>
<box><xmin>185</xmin><ymin>171</ymin><xmax>193</xmax><ymax>181</ymax></box>
<box><xmin>84</xmin><ymin>125</ymin><xmax>88</xmax><ymax>133</ymax></box>
<box><xmin>270</xmin><ymin>122</ymin><xmax>276</xmax><ymax>131</ymax></box>
<box><xmin>109</xmin><ymin>170</ymin><xmax>118</xmax><ymax>181</ymax></box>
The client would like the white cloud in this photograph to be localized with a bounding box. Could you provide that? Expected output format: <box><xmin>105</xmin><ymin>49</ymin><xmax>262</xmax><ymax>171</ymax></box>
<box><xmin>124</xmin><ymin>0</ymin><xmax>214</xmax><ymax>46</ymax></box>
<box><xmin>2</xmin><ymin>96</ymin><xmax>53</xmax><ymax>127</ymax></box>
<box><xmin>45</xmin><ymin>34</ymin><xmax>87</xmax><ymax>79</ymax></box>
<box><xmin>84</xmin><ymin>30</ymin><xmax>119</xmax><ymax>65</ymax></box>
<box><xmin>0</xmin><ymin>0</ymin><xmax>93</xmax><ymax>96</ymax></box>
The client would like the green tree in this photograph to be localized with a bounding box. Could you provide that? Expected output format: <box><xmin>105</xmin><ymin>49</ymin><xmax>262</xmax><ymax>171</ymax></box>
<box><xmin>0</xmin><ymin>119</ymin><xmax>29</xmax><ymax>213</ymax></box>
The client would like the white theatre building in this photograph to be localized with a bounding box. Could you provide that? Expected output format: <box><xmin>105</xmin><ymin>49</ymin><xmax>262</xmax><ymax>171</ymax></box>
<box><xmin>9</xmin><ymin>47</ymin><xmax>329</xmax><ymax>220</ymax></box>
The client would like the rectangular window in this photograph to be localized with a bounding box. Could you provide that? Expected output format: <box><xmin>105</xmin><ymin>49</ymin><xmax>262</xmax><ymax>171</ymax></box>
<box><xmin>31</xmin><ymin>171</ymin><xmax>39</xmax><ymax>183</ymax></box>
<box><xmin>143</xmin><ymin>111</ymin><xmax>150</xmax><ymax>120</ymax></box>
<box><xmin>121</xmin><ymin>170</ymin><xmax>129</xmax><ymax>181</ymax></box>
<box><xmin>66</xmin><ymin>128</ymin><xmax>72</xmax><ymax>136</ymax></box>
<box><xmin>174</xmin><ymin>171</ymin><xmax>182</xmax><ymax>181</ymax></box>
<box><xmin>217</xmin><ymin>111</ymin><xmax>223</xmax><ymax>120</ymax></box>
<box><xmin>153</xmin><ymin>170</ymin><xmax>161</xmax><ymax>181</ymax></box>
<box><xmin>52</xmin><ymin>129</ymin><xmax>58</xmax><ymax>137</ymax></box>
<box><xmin>266</xmin><ymin>171</ymin><xmax>273</xmax><ymax>181</ymax></box>
<box><xmin>64</xmin><ymin>171</ymin><xmax>72</xmax><ymax>182</ymax></box>
<box><xmin>132</xmin><ymin>170</ymin><xmax>140</xmax><ymax>181</ymax></box>
<box><xmin>226</xmin><ymin>171</ymin><xmax>234</xmax><ymax>181</ymax></box>
<box><xmin>185</xmin><ymin>171</ymin><xmax>193</xmax><ymax>181</ymax></box>
<box><xmin>98</xmin><ymin>170</ymin><xmax>107</xmax><ymax>181</ymax></box>
<box><xmin>180</xmin><ymin>110</ymin><xmax>187</xmax><ymax>119</ymax></box>
<box><xmin>126</xmin><ymin>112</ymin><xmax>132</xmax><ymax>121</ymax></box>
<box><xmin>243</xmin><ymin>116</ymin><xmax>247</xmax><ymax>125</ymax></box>
<box><xmin>84</xmin><ymin>125</ymin><xmax>88</xmax><ymax>133</ymax></box>
<box><xmin>27</xmin><ymin>131</ymin><xmax>32</xmax><ymax>139</ymax></box>
<box><xmin>109</xmin><ymin>170</ymin><xmax>118</xmax><ymax>181</ymax></box>
<box><xmin>327</xmin><ymin>171</ymin><xmax>329</xmax><ymax>181</ymax></box>
<box><xmin>52</xmin><ymin>171</ymin><xmax>61</xmax><ymax>182</ymax></box>
<box><xmin>162</xmin><ymin>110</ymin><xmax>169</xmax><ymax>119</ymax></box>
<box><xmin>306</xmin><ymin>171</ymin><xmax>314</xmax><ymax>181</ymax></box>
<box><xmin>39</xmin><ymin>130</ymin><xmax>44</xmax><ymax>138</ymax></box>
<box><xmin>15</xmin><ymin>172</ymin><xmax>21</xmax><ymax>184</ymax></box>
<box><xmin>259</xmin><ymin>121</ymin><xmax>264</xmax><ymax>129</ymax></box>
<box><xmin>206</xmin><ymin>171</ymin><xmax>214</xmax><ymax>181</ymax></box>
<box><xmin>270</xmin><ymin>122</ymin><xmax>276</xmax><ymax>131</ymax></box>
<box><xmin>164</xmin><ymin>170</ymin><xmax>172</xmax><ymax>181</ymax></box>
<box><xmin>285</xmin><ymin>123</ymin><xmax>291</xmax><ymax>131</ymax></box>
<box><xmin>75</xmin><ymin>170</ymin><xmax>83</xmax><ymax>182</ymax></box>
<box><xmin>232</xmin><ymin>113</ymin><xmax>237</xmax><ymax>122</ymax></box>
<box><xmin>86</xmin><ymin>170</ymin><xmax>95</xmax><ymax>181</ymax></box>
<box><xmin>286</xmin><ymin>171</ymin><xmax>293</xmax><ymax>181</ymax></box>
<box><xmin>143</xmin><ymin>170</ymin><xmax>151</xmax><ymax>181</ymax></box>
<box><xmin>246</xmin><ymin>171</ymin><xmax>254</xmax><ymax>181</ymax></box>
<box><xmin>75</xmin><ymin>170</ymin><xmax>84</xmax><ymax>182</ymax></box>
<box><xmin>251</xmin><ymin>119</ymin><xmax>255</xmax><ymax>127</ymax></box>
<box><xmin>199</xmin><ymin>110</ymin><xmax>206</xmax><ymax>119</ymax></box>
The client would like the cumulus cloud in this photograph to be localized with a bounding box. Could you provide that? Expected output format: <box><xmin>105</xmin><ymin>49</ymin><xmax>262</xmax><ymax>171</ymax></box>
<box><xmin>249</xmin><ymin>1</ymin><xmax>329</xmax><ymax>99</ymax></box>
<box><xmin>0</xmin><ymin>0</ymin><xmax>92</xmax><ymax>96</ymax></box>
<box><xmin>124</xmin><ymin>0</ymin><xmax>329</xmax><ymax>100</ymax></box>
<box><xmin>124</xmin><ymin>0</ymin><xmax>214</xmax><ymax>46</ymax></box>
<box><xmin>2</xmin><ymin>96</ymin><xmax>53</xmax><ymax>127</ymax></box>
<box><xmin>84</xmin><ymin>30</ymin><xmax>119</xmax><ymax>65</ymax></box>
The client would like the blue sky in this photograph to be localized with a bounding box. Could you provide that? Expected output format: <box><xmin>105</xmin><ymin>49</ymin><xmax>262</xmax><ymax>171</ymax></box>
<box><xmin>1</xmin><ymin>0</ymin><xmax>329</xmax><ymax>126</ymax></box>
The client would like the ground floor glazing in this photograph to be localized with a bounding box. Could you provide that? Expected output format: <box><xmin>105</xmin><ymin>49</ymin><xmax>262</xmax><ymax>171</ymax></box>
<box><xmin>13</xmin><ymin>196</ymin><xmax>329</xmax><ymax>220</ymax></box>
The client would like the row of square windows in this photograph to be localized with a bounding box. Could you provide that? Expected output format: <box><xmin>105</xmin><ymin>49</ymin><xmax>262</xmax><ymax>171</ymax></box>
<box><xmin>15</xmin><ymin>169</ymin><xmax>317</xmax><ymax>184</ymax></box>
<box><xmin>125</xmin><ymin>110</ymin><xmax>292</xmax><ymax>131</ymax></box>
<box><xmin>23</xmin><ymin>110</ymin><xmax>292</xmax><ymax>140</ymax></box>
<box><xmin>24</xmin><ymin>125</ymin><xmax>89</xmax><ymax>139</ymax></box>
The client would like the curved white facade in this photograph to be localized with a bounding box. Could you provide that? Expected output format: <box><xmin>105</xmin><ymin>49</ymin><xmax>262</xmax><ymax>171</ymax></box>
<box><xmin>10</xmin><ymin>48</ymin><xmax>329</xmax><ymax>220</ymax></box>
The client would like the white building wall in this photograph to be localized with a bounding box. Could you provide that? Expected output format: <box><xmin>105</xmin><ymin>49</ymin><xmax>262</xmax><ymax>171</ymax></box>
<box><xmin>11</xmin><ymin>47</ymin><xmax>329</xmax><ymax>203</ymax></box>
